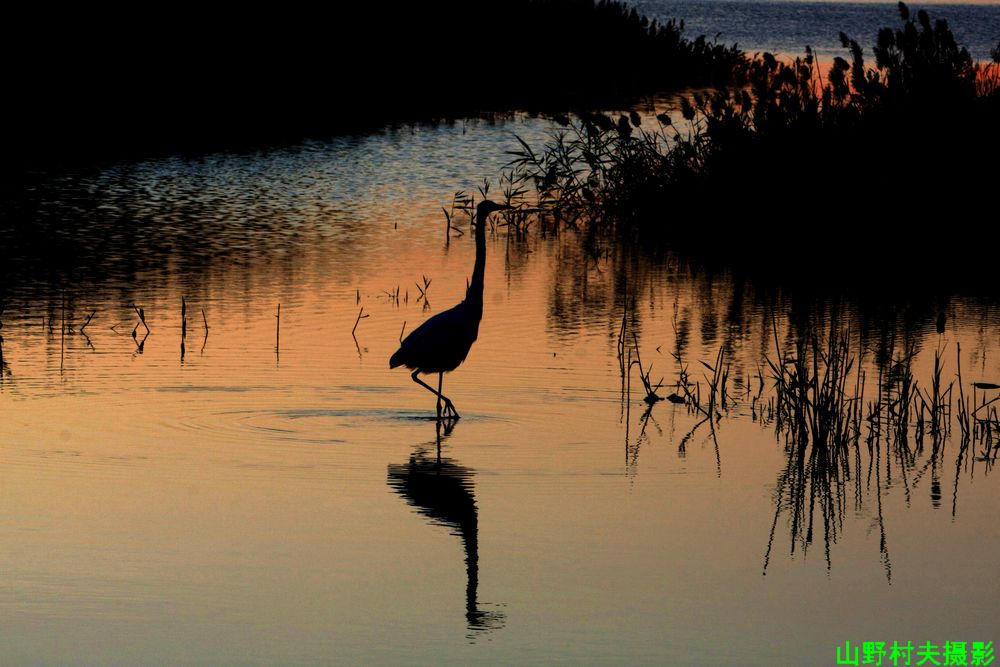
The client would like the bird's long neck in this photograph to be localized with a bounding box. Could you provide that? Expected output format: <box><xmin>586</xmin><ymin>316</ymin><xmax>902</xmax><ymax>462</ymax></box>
<box><xmin>466</xmin><ymin>208</ymin><xmax>488</xmax><ymax>313</ymax></box>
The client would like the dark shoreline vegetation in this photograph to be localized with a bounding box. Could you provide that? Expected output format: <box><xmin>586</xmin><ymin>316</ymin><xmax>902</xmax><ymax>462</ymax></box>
<box><xmin>4</xmin><ymin>0</ymin><xmax>742</xmax><ymax>168</ymax></box>
<box><xmin>510</xmin><ymin>3</ymin><xmax>1000</xmax><ymax>286</ymax></box>
<box><xmin>3</xmin><ymin>1</ymin><xmax>997</xmax><ymax>300</ymax></box>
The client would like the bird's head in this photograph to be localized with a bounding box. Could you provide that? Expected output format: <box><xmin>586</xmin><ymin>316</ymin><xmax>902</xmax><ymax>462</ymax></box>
<box><xmin>476</xmin><ymin>199</ymin><xmax>513</xmax><ymax>221</ymax></box>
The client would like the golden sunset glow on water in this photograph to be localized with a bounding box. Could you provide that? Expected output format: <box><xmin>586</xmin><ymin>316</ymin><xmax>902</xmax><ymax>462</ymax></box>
<box><xmin>3</xmin><ymin>189</ymin><xmax>999</xmax><ymax>663</ymax></box>
<box><xmin>2</xmin><ymin>0</ymin><xmax>998</xmax><ymax>659</ymax></box>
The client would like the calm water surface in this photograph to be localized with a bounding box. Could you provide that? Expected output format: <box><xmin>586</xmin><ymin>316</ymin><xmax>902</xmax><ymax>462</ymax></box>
<box><xmin>2</xmin><ymin>115</ymin><xmax>999</xmax><ymax>665</ymax></box>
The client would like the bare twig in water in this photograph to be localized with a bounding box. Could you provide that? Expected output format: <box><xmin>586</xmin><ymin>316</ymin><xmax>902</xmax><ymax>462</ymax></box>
<box><xmin>132</xmin><ymin>304</ymin><xmax>150</xmax><ymax>333</ymax></box>
<box><xmin>415</xmin><ymin>275</ymin><xmax>432</xmax><ymax>309</ymax></box>
<box><xmin>352</xmin><ymin>306</ymin><xmax>368</xmax><ymax>360</ymax></box>
<box><xmin>352</xmin><ymin>306</ymin><xmax>368</xmax><ymax>337</ymax></box>
<box><xmin>80</xmin><ymin>310</ymin><xmax>96</xmax><ymax>333</ymax></box>
<box><xmin>630</xmin><ymin>333</ymin><xmax>663</xmax><ymax>404</ymax></box>
<box><xmin>381</xmin><ymin>286</ymin><xmax>404</xmax><ymax>306</ymax></box>
<box><xmin>60</xmin><ymin>295</ymin><xmax>65</xmax><ymax>373</ymax></box>
<box><xmin>181</xmin><ymin>297</ymin><xmax>187</xmax><ymax>363</ymax></box>
<box><xmin>616</xmin><ymin>298</ymin><xmax>628</xmax><ymax>386</ymax></box>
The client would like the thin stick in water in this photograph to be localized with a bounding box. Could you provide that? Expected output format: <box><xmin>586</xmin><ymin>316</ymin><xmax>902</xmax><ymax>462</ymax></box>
<box><xmin>80</xmin><ymin>310</ymin><xmax>96</xmax><ymax>333</ymax></box>
<box><xmin>60</xmin><ymin>295</ymin><xmax>65</xmax><ymax>373</ymax></box>
<box><xmin>132</xmin><ymin>304</ymin><xmax>149</xmax><ymax>332</ymax></box>
<box><xmin>352</xmin><ymin>306</ymin><xmax>369</xmax><ymax>337</ymax></box>
<box><xmin>201</xmin><ymin>309</ymin><xmax>209</xmax><ymax>354</ymax></box>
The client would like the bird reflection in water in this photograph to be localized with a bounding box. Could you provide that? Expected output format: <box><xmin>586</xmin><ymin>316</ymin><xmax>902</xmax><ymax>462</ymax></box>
<box><xmin>387</xmin><ymin>421</ymin><xmax>505</xmax><ymax>636</ymax></box>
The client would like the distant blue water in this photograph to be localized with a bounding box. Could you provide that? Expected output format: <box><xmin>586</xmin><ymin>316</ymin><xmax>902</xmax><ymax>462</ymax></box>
<box><xmin>633</xmin><ymin>1</ymin><xmax>999</xmax><ymax>59</ymax></box>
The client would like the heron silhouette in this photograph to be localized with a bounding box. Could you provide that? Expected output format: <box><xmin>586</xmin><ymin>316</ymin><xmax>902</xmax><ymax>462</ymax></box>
<box><xmin>390</xmin><ymin>199</ymin><xmax>511</xmax><ymax>419</ymax></box>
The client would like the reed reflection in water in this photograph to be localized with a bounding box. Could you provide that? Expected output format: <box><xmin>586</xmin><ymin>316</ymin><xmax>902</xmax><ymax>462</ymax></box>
<box><xmin>2</xmin><ymin>126</ymin><xmax>1000</xmax><ymax>664</ymax></box>
<box><xmin>387</xmin><ymin>421</ymin><xmax>506</xmax><ymax>638</ymax></box>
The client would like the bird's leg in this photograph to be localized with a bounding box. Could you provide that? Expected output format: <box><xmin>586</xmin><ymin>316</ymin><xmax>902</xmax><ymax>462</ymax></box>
<box><xmin>436</xmin><ymin>373</ymin><xmax>443</xmax><ymax>420</ymax></box>
<box><xmin>411</xmin><ymin>370</ymin><xmax>461</xmax><ymax>420</ymax></box>
<box><xmin>440</xmin><ymin>372</ymin><xmax>460</xmax><ymax>420</ymax></box>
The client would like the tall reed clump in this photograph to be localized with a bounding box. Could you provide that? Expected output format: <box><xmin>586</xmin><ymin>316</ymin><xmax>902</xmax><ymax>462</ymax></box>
<box><xmin>511</xmin><ymin>3</ymin><xmax>998</xmax><ymax>274</ymax></box>
<box><xmin>762</xmin><ymin>319</ymin><xmax>863</xmax><ymax>561</ymax></box>
<box><xmin>767</xmin><ymin>319</ymin><xmax>863</xmax><ymax>455</ymax></box>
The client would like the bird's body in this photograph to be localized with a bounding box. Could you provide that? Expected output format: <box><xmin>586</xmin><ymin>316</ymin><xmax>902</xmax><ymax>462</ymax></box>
<box><xmin>389</xmin><ymin>300</ymin><xmax>480</xmax><ymax>374</ymax></box>
<box><xmin>390</xmin><ymin>199</ymin><xmax>509</xmax><ymax>418</ymax></box>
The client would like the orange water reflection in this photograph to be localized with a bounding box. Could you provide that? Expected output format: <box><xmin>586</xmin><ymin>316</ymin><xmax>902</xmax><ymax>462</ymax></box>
<box><xmin>1</xmin><ymin>197</ymin><xmax>999</xmax><ymax>663</ymax></box>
